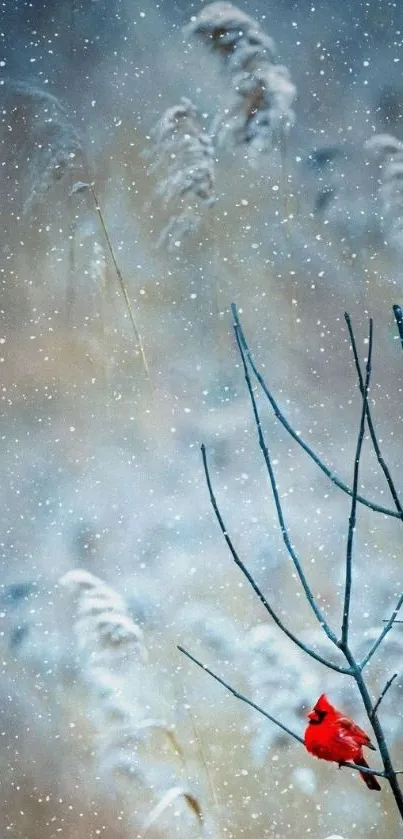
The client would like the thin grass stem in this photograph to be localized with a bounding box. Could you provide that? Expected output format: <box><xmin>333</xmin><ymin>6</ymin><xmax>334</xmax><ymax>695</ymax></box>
<box><xmin>89</xmin><ymin>184</ymin><xmax>149</xmax><ymax>378</ymax></box>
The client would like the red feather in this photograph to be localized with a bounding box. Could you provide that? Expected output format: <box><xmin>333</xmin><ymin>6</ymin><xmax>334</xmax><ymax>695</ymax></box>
<box><xmin>304</xmin><ymin>694</ymin><xmax>381</xmax><ymax>791</ymax></box>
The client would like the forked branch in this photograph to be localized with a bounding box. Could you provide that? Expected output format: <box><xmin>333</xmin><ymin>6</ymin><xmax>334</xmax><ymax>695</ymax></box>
<box><xmin>233</xmin><ymin>319</ymin><xmax>339</xmax><ymax>646</ymax></box>
<box><xmin>344</xmin><ymin>313</ymin><xmax>403</xmax><ymax>517</ymax></box>
<box><xmin>178</xmin><ymin>646</ymin><xmax>389</xmax><ymax>781</ymax></box>
<box><xmin>179</xmin><ymin>307</ymin><xmax>403</xmax><ymax>821</ymax></box>
<box><xmin>360</xmin><ymin>594</ymin><xmax>403</xmax><ymax>669</ymax></box>
<box><xmin>371</xmin><ymin>673</ymin><xmax>398</xmax><ymax>719</ymax></box>
<box><xmin>201</xmin><ymin>444</ymin><xmax>350</xmax><ymax>674</ymax></box>
<box><xmin>231</xmin><ymin>304</ymin><xmax>401</xmax><ymax>519</ymax></box>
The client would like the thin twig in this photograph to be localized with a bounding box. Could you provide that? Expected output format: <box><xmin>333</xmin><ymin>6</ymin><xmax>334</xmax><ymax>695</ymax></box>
<box><xmin>360</xmin><ymin>593</ymin><xmax>403</xmax><ymax>669</ymax></box>
<box><xmin>371</xmin><ymin>673</ymin><xmax>398</xmax><ymax>719</ymax></box>
<box><xmin>89</xmin><ymin>184</ymin><xmax>150</xmax><ymax>378</ymax></box>
<box><xmin>393</xmin><ymin>305</ymin><xmax>403</xmax><ymax>350</ymax></box>
<box><xmin>188</xmin><ymin>307</ymin><xmax>403</xmax><ymax>817</ymax></box>
<box><xmin>231</xmin><ymin>304</ymin><xmax>399</xmax><ymax>519</ymax></box>
<box><xmin>201</xmin><ymin>444</ymin><xmax>350</xmax><ymax>674</ymax></box>
<box><xmin>178</xmin><ymin>647</ymin><xmax>387</xmax><ymax>779</ymax></box>
<box><xmin>345</xmin><ymin>313</ymin><xmax>403</xmax><ymax>516</ymax></box>
<box><xmin>337</xmin><ymin>761</ymin><xmax>385</xmax><ymax>779</ymax></box>
<box><xmin>179</xmin><ymin>645</ymin><xmax>303</xmax><ymax>745</ymax></box>
<box><xmin>232</xmin><ymin>315</ymin><xmax>339</xmax><ymax>646</ymax></box>
<box><xmin>341</xmin><ymin>319</ymin><xmax>373</xmax><ymax>647</ymax></box>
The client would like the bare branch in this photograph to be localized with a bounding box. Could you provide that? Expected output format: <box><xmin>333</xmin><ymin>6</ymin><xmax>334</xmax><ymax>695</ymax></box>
<box><xmin>189</xmin><ymin>308</ymin><xmax>403</xmax><ymax>817</ymax></box>
<box><xmin>338</xmin><ymin>762</ymin><xmax>386</xmax><ymax>779</ymax></box>
<box><xmin>341</xmin><ymin>319</ymin><xmax>373</xmax><ymax>647</ymax></box>
<box><xmin>371</xmin><ymin>673</ymin><xmax>398</xmax><ymax>719</ymax></box>
<box><xmin>345</xmin><ymin>313</ymin><xmax>403</xmax><ymax>516</ymax></box>
<box><xmin>232</xmin><ymin>313</ymin><xmax>338</xmax><ymax>646</ymax></box>
<box><xmin>201</xmin><ymin>444</ymin><xmax>351</xmax><ymax>674</ymax></box>
<box><xmin>360</xmin><ymin>593</ymin><xmax>403</xmax><ymax>669</ymax></box>
<box><xmin>393</xmin><ymin>304</ymin><xmax>403</xmax><ymax>350</ymax></box>
<box><xmin>177</xmin><ymin>647</ymin><xmax>387</xmax><ymax>779</ymax></box>
<box><xmin>231</xmin><ymin>304</ymin><xmax>400</xmax><ymax>519</ymax></box>
<box><xmin>178</xmin><ymin>645</ymin><xmax>304</xmax><ymax>745</ymax></box>
<box><xmin>343</xmin><ymin>654</ymin><xmax>403</xmax><ymax>814</ymax></box>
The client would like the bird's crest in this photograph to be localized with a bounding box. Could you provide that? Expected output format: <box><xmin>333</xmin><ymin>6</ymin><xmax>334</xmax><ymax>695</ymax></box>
<box><xmin>307</xmin><ymin>693</ymin><xmax>336</xmax><ymax>722</ymax></box>
<box><xmin>314</xmin><ymin>694</ymin><xmax>334</xmax><ymax>712</ymax></box>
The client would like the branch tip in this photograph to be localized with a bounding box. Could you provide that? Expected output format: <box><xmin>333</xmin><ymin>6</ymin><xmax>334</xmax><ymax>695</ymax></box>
<box><xmin>372</xmin><ymin>673</ymin><xmax>399</xmax><ymax>719</ymax></box>
<box><xmin>392</xmin><ymin>305</ymin><xmax>403</xmax><ymax>350</ymax></box>
<box><xmin>231</xmin><ymin>308</ymin><xmax>399</xmax><ymax>518</ymax></box>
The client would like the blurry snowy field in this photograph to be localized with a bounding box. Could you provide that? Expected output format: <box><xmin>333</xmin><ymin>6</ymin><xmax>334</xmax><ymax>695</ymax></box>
<box><xmin>0</xmin><ymin>1</ymin><xmax>403</xmax><ymax>837</ymax></box>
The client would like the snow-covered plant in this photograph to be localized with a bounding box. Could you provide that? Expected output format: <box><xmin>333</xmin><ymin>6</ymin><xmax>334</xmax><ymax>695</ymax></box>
<box><xmin>366</xmin><ymin>133</ymin><xmax>403</xmax><ymax>252</ymax></box>
<box><xmin>60</xmin><ymin>569</ymin><xmax>148</xmax><ymax>773</ymax></box>
<box><xmin>149</xmin><ymin>97</ymin><xmax>215</xmax><ymax>248</ymax></box>
<box><xmin>61</xmin><ymin>570</ymin><xmax>207</xmax><ymax>837</ymax></box>
<box><xmin>2</xmin><ymin>81</ymin><xmax>86</xmax><ymax>214</ymax></box>
<box><xmin>185</xmin><ymin>2</ymin><xmax>296</xmax><ymax>164</ymax></box>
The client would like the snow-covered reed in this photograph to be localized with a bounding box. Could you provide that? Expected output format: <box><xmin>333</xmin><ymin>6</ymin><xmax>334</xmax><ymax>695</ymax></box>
<box><xmin>61</xmin><ymin>569</ymin><xmax>209</xmax><ymax>837</ymax></box>
<box><xmin>2</xmin><ymin>81</ymin><xmax>86</xmax><ymax>214</ymax></box>
<box><xmin>185</xmin><ymin>2</ymin><xmax>296</xmax><ymax>164</ymax></box>
<box><xmin>149</xmin><ymin>97</ymin><xmax>215</xmax><ymax>248</ymax></box>
<box><xmin>366</xmin><ymin>133</ymin><xmax>403</xmax><ymax>252</ymax></box>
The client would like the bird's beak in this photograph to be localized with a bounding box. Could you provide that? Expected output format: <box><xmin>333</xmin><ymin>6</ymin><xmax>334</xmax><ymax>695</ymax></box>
<box><xmin>308</xmin><ymin>710</ymin><xmax>317</xmax><ymax>721</ymax></box>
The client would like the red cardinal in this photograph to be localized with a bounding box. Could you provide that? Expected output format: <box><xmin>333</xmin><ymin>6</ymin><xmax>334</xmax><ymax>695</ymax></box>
<box><xmin>304</xmin><ymin>694</ymin><xmax>381</xmax><ymax>791</ymax></box>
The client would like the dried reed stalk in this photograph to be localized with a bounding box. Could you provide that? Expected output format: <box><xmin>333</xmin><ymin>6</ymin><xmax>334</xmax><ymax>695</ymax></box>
<box><xmin>88</xmin><ymin>183</ymin><xmax>150</xmax><ymax>377</ymax></box>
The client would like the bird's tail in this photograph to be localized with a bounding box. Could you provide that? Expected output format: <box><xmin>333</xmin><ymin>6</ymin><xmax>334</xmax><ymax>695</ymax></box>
<box><xmin>355</xmin><ymin>756</ymin><xmax>381</xmax><ymax>791</ymax></box>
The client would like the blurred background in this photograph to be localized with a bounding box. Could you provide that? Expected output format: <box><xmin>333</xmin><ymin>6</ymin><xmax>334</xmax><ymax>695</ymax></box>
<box><xmin>1</xmin><ymin>1</ymin><xmax>403</xmax><ymax>837</ymax></box>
